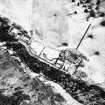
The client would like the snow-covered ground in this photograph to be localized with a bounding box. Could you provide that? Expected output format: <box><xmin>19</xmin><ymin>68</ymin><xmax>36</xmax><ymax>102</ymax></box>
<box><xmin>1</xmin><ymin>0</ymin><xmax>105</xmax><ymax>104</ymax></box>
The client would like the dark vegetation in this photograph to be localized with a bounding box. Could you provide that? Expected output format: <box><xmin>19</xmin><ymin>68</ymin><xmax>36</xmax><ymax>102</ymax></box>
<box><xmin>100</xmin><ymin>20</ymin><xmax>105</xmax><ymax>26</ymax></box>
<box><xmin>0</xmin><ymin>90</ymin><xmax>30</xmax><ymax>105</ymax></box>
<box><xmin>0</xmin><ymin>16</ymin><xmax>18</xmax><ymax>42</ymax></box>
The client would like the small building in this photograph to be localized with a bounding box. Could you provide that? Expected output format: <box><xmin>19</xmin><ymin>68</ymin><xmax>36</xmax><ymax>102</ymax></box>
<box><xmin>55</xmin><ymin>48</ymin><xmax>89</xmax><ymax>73</ymax></box>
